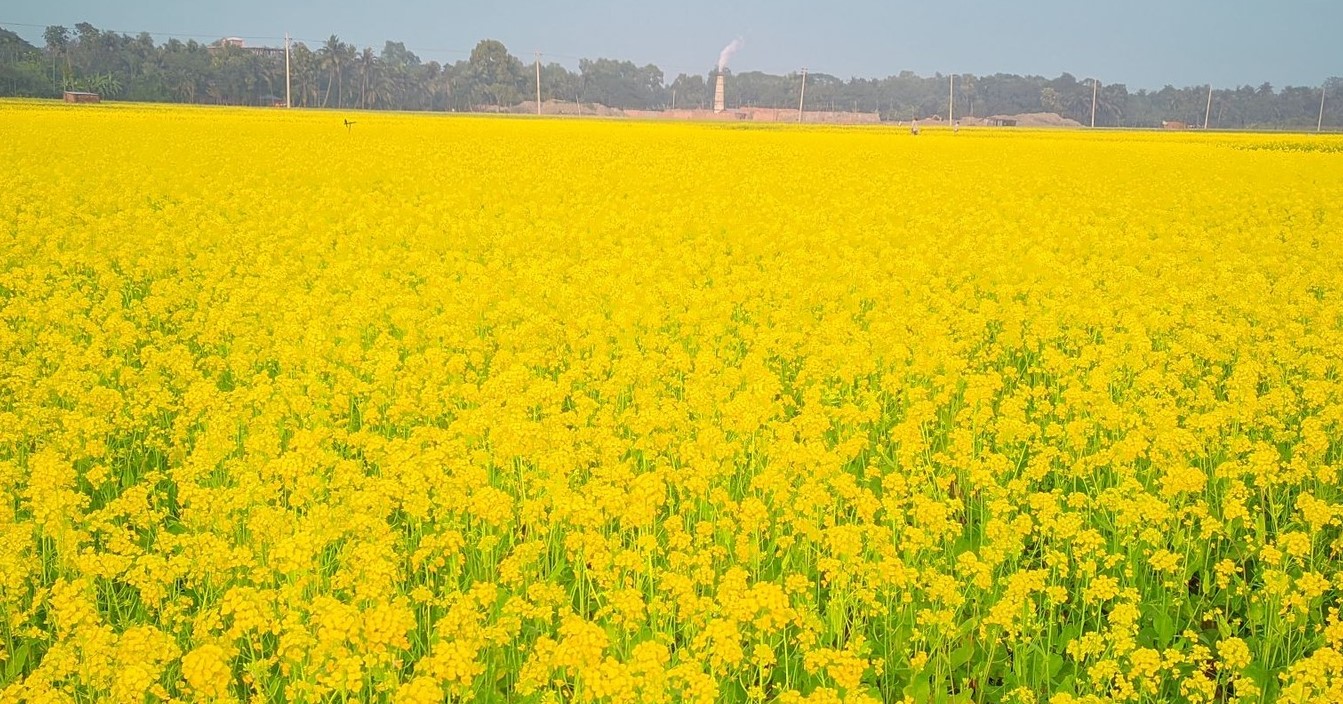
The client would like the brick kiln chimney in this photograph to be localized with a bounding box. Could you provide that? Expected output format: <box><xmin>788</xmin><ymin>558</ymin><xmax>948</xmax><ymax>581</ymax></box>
<box><xmin>714</xmin><ymin>74</ymin><xmax>726</xmax><ymax>113</ymax></box>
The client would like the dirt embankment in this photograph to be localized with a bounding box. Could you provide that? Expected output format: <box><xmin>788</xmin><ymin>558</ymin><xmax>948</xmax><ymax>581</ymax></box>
<box><xmin>960</xmin><ymin>112</ymin><xmax>1083</xmax><ymax>127</ymax></box>
<box><xmin>485</xmin><ymin>100</ymin><xmax>625</xmax><ymax>117</ymax></box>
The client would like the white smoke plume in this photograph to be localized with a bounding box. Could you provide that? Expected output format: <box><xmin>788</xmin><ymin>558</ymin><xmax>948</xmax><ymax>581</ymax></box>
<box><xmin>717</xmin><ymin>37</ymin><xmax>745</xmax><ymax>72</ymax></box>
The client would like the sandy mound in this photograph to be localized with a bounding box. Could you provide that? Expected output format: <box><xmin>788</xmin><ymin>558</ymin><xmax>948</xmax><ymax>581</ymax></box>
<box><xmin>498</xmin><ymin>100</ymin><xmax>626</xmax><ymax>117</ymax></box>
<box><xmin>986</xmin><ymin>112</ymin><xmax>1084</xmax><ymax>127</ymax></box>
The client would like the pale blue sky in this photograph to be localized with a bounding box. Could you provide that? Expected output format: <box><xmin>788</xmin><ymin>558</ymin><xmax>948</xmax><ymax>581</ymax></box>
<box><xmin>3</xmin><ymin>0</ymin><xmax>1338</xmax><ymax>89</ymax></box>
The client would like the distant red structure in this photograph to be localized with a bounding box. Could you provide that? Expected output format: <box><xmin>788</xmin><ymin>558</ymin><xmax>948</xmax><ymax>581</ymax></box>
<box><xmin>63</xmin><ymin>91</ymin><xmax>100</xmax><ymax>104</ymax></box>
<box><xmin>209</xmin><ymin>37</ymin><xmax>285</xmax><ymax>57</ymax></box>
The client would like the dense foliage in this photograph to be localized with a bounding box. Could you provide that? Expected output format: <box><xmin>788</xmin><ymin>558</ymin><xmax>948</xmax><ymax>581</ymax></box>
<box><xmin>1</xmin><ymin>23</ymin><xmax>1340</xmax><ymax>128</ymax></box>
<box><xmin>2</xmin><ymin>101</ymin><xmax>1343</xmax><ymax>703</ymax></box>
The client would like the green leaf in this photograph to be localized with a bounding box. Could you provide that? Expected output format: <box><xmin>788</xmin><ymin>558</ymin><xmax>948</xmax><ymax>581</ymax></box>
<box><xmin>1139</xmin><ymin>625</ymin><xmax>1157</xmax><ymax>646</ymax></box>
<box><xmin>1153</xmin><ymin>611</ymin><xmax>1176</xmax><ymax>648</ymax></box>
<box><xmin>905</xmin><ymin>676</ymin><xmax>931</xmax><ymax>702</ymax></box>
<box><xmin>950</xmin><ymin>642</ymin><xmax>975</xmax><ymax>670</ymax></box>
<box><xmin>1245</xmin><ymin>662</ymin><xmax>1272</xmax><ymax>690</ymax></box>
<box><xmin>1060</xmin><ymin>623</ymin><xmax>1081</xmax><ymax>644</ymax></box>
<box><xmin>4</xmin><ymin>643</ymin><xmax>30</xmax><ymax>682</ymax></box>
<box><xmin>1049</xmin><ymin>653</ymin><xmax>1066</xmax><ymax>678</ymax></box>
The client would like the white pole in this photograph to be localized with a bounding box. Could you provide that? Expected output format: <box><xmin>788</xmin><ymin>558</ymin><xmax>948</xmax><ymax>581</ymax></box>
<box><xmin>1091</xmin><ymin>78</ymin><xmax>1098</xmax><ymax>128</ymax></box>
<box><xmin>949</xmin><ymin>74</ymin><xmax>954</xmax><ymax>123</ymax></box>
<box><xmin>1204</xmin><ymin>84</ymin><xmax>1213</xmax><ymax>129</ymax></box>
<box><xmin>798</xmin><ymin>68</ymin><xmax>807</xmax><ymax>122</ymax></box>
<box><xmin>535</xmin><ymin>51</ymin><xmax>542</xmax><ymax>115</ymax></box>
<box><xmin>1320</xmin><ymin>84</ymin><xmax>1328</xmax><ymax>132</ymax></box>
<box><xmin>284</xmin><ymin>33</ymin><xmax>291</xmax><ymax>108</ymax></box>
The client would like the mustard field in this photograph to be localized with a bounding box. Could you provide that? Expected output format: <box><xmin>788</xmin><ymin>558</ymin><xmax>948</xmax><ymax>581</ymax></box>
<box><xmin>2</xmin><ymin>101</ymin><xmax>1343</xmax><ymax>704</ymax></box>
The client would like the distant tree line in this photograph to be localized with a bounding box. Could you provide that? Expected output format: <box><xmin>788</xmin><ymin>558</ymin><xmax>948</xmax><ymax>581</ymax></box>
<box><xmin>2</xmin><ymin>23</ymin><xmax>1339</xmax><ymax>129</ymax></box>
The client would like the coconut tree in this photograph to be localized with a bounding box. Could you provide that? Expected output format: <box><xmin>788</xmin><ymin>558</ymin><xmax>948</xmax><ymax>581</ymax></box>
<box><xmin>318</xmin><ymin>35</ymin><xmax>353</xmax><ymax>108</ymax></box>
<box><xmin>356</xmin><ymin>47</ymin><xmax>377</xmax><ymax>109</ymax></box>
<box><xmin>290</xmin><ymin>43</ymin><xmax>321</xmax><ymax>107</ymax></box>
<box><xmin>368</xmin><ymin>66</ymin><xmax>395</xmax><ymax>109</ymax></box>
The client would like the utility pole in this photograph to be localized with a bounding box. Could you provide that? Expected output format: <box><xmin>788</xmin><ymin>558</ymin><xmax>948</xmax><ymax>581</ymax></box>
<box><xmin>535</xmin><ymin>52</ymin><xmax>542</xmax><ymax>115</ymax></box>
<box><xmin>1320</xmin><ymin>84</ymin><xmax>1328</xmax><ymax>132</ymax></box>
<box><xmin>949</xmin><ymin>74</ymin><xmax>957</xmax><ymax>123</ymax></box>
<box><xmin>1090</xmin><ymin>78</ymin><xmax>1099</xmax><ymax>128</ymax></box>
<box><xmin>798</xmin><ymin>68</ymin><xmax>808</xmax><ymax>122</ymax></box>
<box><xmin>1204</xmin><ymin>84</ymin><xmax>1214</xmax><ymax>129</ymax></box>
<box><xmin>284</xmin><ymin>33</ymin><xmax>291</xmax><ymax>108</ymax></box>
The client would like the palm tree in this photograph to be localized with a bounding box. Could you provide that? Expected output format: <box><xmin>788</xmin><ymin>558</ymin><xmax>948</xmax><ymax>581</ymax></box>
<box><xmin>1095</xmin><ymin>84</ymin><xmax>1127</xmax><ymax>126</ymax></box>
<box><xmin>291</xmin><ymin>43</ymin><xmax>320</xmax><ymax>107</ymax></box>
<box><xmin>318</xmin><ymin>35</ymin><xmax>348</xmax><ymax>108</ymax></box>
<box><xmin>338</xmin><ymin>41</ymin><xmax>357</xmax><ymax>107</ymax></box>
<box><xmin>367</xmin><ymin>69</ymin><xmax>387</xmax><ymax>109</ymax></box>
<box><xmin>357</xmin><ymin>47</ymin><xmax>377</xmax><ymax>109</ymax></box>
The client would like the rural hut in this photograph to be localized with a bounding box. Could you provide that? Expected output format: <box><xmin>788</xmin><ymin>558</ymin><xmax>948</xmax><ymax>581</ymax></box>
<box><xmin>63</xmin><ymin>91</ymin><xmax>101</xmax><ymax>104</ymax></box>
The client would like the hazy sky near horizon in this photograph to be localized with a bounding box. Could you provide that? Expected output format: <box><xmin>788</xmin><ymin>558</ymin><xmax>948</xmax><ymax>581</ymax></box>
<box><xmin>3</xmin><ymin>0</ymin><xmax>1337</xmax><ymax>89</ymax></box>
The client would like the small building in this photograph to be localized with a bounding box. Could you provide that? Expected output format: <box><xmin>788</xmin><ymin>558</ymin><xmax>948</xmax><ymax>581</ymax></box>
<box><xmin>1162</xmin><ymin>120</ymin><xmax>1188</xmax><ymax>130</ymax></box>
<box><xmin>259</xmin><ymin>95</ymin><xmax>287</xmax><ymax>108</ymax></box>
<box><xmin>986</xmin><ymin>116</ymin><xmax>1018</xmax><ymax>127</ymax></box>
<box><xmin>63</xmin><ymin>91</ymin><xmax>101</xmax><ymax>104</ymax></box>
